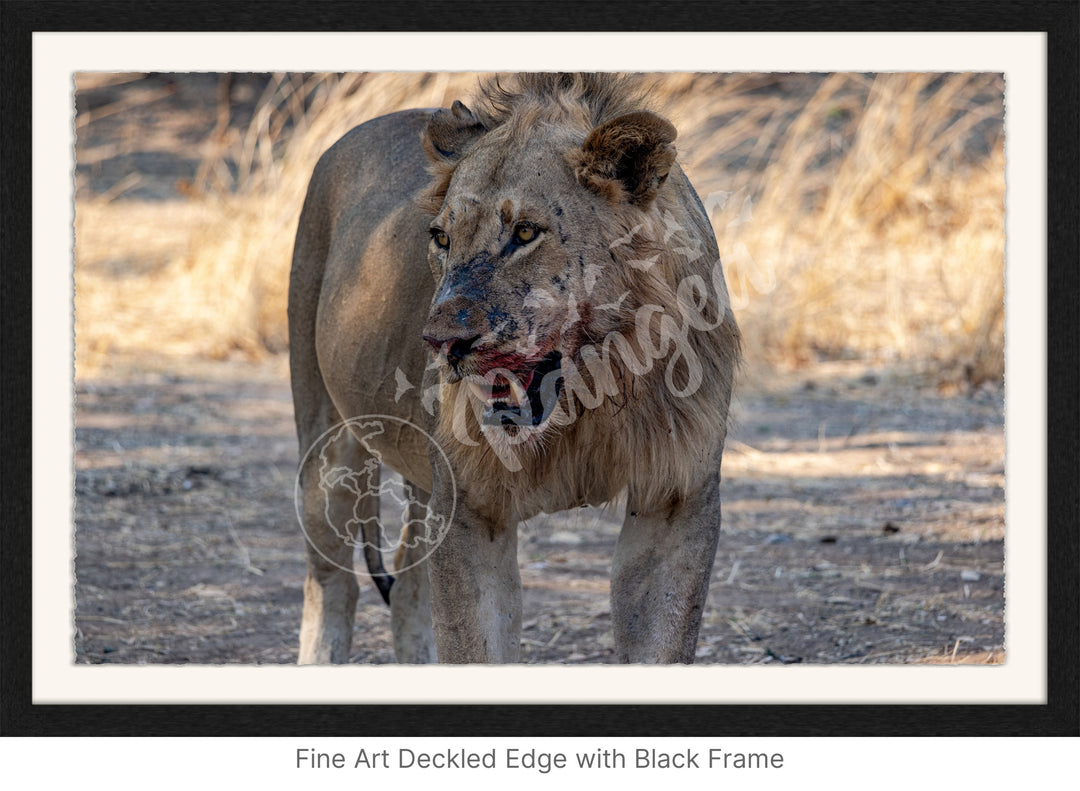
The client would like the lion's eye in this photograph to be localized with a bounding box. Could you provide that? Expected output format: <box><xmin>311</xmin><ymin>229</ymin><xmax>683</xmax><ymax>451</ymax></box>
<box><xmin>513</xmin><ymin>225</ymin><xmax>538</xmax><ymax>245</ymax></box>
<box><xmin>431</xmin><ymin>229</ymin><xmax>450</xmax><ymax>249</ymax></box>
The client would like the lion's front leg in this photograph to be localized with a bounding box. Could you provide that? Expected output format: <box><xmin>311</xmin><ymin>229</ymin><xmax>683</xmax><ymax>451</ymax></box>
<box><xmin>611</xmin><ymin>472</ymin><xmax>723</xmax><ymax>663</ymax></box>
<box><xmin>426</xmin><ymin>495</ymin><xmax>522</xmax><ymax>663</ymax></box>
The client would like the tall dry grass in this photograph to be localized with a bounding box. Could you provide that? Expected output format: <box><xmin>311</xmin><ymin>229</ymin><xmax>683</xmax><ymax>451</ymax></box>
<box><xmin>77</xmin><ymin>73</ymin><xmax>485</xmax><ymax>364</ymax></box>
<box><xmin>75</xmin><ymin>72</ymin><xmax>1004</xmax><ymax>383</ymax></box>
<box><xmin>674</xmin><ymin>73</ymin><xmax>1004</xmax><ymax>383</ymax></box>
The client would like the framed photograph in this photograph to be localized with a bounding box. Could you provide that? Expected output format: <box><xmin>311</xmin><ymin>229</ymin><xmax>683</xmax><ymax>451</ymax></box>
<box><xmin>2</xmin><ymin>0</ymin><xmax>1076</xmax><ymax>772</ymax></box>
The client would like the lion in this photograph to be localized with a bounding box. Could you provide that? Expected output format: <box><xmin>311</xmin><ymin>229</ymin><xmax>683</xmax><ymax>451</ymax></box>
<box><xmin>289</xmin><ymin>73</ymin><xmax>740</xmax><ymax>664</ymax></box>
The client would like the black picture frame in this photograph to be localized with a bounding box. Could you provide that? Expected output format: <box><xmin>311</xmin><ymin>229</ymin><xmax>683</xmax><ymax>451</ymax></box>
<box><xmin>1</xmin><ymin>0</ymin><xmax>1077</xmax><ymax>738</ymax></box>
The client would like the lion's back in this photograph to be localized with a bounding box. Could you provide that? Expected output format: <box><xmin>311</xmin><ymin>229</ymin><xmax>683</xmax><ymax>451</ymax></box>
<box><xmin>289</xmin><ymin>109</ymin><xmax>440</xmax><ymax>483</ymax></box>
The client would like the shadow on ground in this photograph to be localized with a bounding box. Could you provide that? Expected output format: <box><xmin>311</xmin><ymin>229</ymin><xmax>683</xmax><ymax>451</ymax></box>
<box><xmin>73</xmin><ymin>356</ymin><xmax>1004</xmax><ymax>665</ymax></box>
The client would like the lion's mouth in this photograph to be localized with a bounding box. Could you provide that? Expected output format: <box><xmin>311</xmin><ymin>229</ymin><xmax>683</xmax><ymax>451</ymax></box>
<box><xmin>465</xmin><ymin>350</ymin><xmax>564</xmax><ymax>427</ymax></box>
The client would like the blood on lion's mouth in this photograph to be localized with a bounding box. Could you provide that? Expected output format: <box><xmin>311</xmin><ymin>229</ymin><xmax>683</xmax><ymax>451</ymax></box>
<box><xmin>465</xmin><ymin>350</ymin><xmax>564</xmax><ymax>427</ymax></box>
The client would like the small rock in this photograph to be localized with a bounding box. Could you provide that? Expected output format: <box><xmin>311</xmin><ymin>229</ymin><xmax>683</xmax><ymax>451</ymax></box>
<box><xmin>961</xmin><ymin>570</ymin><xmax>981</xmax><ymax>582</ymax></box>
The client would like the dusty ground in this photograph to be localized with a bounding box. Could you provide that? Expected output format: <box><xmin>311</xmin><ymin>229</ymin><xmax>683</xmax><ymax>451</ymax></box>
<box><xmin>72</xmin><ymin>73</ymin><xmax>1005</xmax><ymax>665</ymax></box>
<box><xmin>73</xmin><ymin>355</ymin><xmax>1005</xmax><ymax>665</ymax></box>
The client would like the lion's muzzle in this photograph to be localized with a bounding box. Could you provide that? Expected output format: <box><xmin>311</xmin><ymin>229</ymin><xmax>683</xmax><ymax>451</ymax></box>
<box><xmin>424</xmin><ymin>329</ymin><xmax>566</xmax><ymax>427</ymax></box>
<box><xmin>422</xmin><ymin>332</ymin><xmax>481</xmax><ymax>370</ymax></box>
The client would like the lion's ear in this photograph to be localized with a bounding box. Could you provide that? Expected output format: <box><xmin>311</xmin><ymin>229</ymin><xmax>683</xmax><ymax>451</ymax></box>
<box><xmin>422</xmin><ymin>100</ymin><xmax>487</xmax><ymax>164</ymax></box>
<box><xmin>574</xmin><ymin>111</ymin><xmax>677</xmax><ymax>208</ymax></box>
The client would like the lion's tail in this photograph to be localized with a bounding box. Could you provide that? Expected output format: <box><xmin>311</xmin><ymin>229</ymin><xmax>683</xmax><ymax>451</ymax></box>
<box><xmin>362</xmin><ymin>525</ymin><xmax>394</xmax><ymax>605</ymax></box>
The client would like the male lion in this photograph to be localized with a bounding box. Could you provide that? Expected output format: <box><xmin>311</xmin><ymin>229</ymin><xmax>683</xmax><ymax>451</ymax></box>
<box><xmin>289</xmin><ymin>73</ymin><xmax>740</xmax><ymax>664</ymax></box>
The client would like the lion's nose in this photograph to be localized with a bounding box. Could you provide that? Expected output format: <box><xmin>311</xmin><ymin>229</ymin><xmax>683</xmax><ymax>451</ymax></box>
<box><xmin>422</xmin><ymin>333</ymin><xmax>482</xmax><ymax>365</ymax></box>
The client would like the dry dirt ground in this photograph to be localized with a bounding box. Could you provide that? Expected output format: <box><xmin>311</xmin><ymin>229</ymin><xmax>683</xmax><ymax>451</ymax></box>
<box><xmin>74</xmin><ymin>356</ymin><xmax>1005</xmax><ymax>665</ymax></box>
<box><xmin>72</xmin><ymin>74</ymin><xmax>1005</xmax><ymax>665</ymax></box>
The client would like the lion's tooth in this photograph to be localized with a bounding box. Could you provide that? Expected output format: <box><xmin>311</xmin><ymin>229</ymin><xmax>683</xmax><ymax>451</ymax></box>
<box><xmin>508</xmin><ymin>376</ymin><xmax>527</xmax><ymax>406</ymax></box>
<box><xmin>467</xmin><ymin>381</ymin><xmax>489</xmax><ymax>403</ymax></box>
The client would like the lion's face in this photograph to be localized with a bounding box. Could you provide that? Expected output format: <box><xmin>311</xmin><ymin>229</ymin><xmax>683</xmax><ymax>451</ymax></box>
<box><xmin>423</xmin><ymin>126</ymin><xmax>607</xmax><ymax>430</ymax></box>
<box><xmin>422</xmin><ymin>101</ymin><xmax>677</xmax><ymax>435</ymax></box>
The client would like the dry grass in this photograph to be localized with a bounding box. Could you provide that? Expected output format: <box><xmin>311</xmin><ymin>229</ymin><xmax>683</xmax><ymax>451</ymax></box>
<box><xmin>74</xmin><ymin>72</ymin><xmax>1004</xmax><ymax>381</ymax></box>
<box><xmin>667</xmin><ymin>73</ymin><xmax>1004</xmax><ymax>382</ymax></box>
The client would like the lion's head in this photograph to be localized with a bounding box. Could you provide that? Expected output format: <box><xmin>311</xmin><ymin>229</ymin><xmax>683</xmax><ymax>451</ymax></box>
<box><xmin>419</xmin><ymin>74</ymin><xmax>739</xmax><ymax>502</ymax></box>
